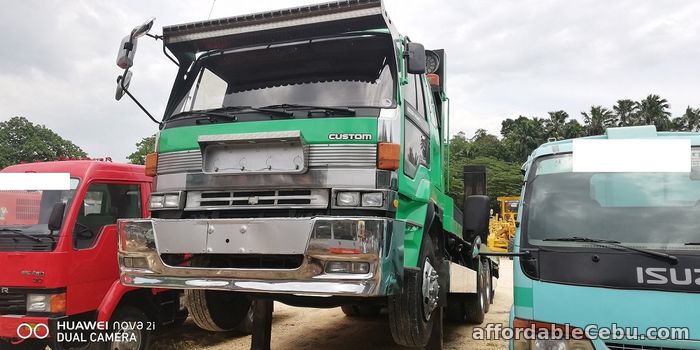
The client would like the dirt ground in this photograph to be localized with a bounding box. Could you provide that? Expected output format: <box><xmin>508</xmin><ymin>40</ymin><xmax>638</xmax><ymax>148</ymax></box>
<box><xmin>152</xmin><ymin>260</ymin><xmax>513</xmax><ymax>350</ymax></box>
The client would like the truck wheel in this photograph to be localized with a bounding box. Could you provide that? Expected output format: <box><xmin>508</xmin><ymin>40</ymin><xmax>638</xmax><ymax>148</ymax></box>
<box><xmin>100</xmin><ymin>305</ymin><xmax>152</xmax><ymax>350</ymax></box>
<box><xmin>340</xmin><ymin>305</ymin><xmax>381</xmax><ymax>317</ymax></box>
<box><xmin>186</xmin><ymin>289</ymin><xmax>252</xmax><ymax>333</ymax></box>
<box><xmin>483</xmin><ymin>260</ymin><xmax>492</xmax><ymax>312</ymax></box>
<box><xmin>388</xmin><ymin>235</ymin><xmax>440</xmax><ymax>348</ymax></box>
<box><xmin>464</xmin><ymin>259</ymin><xmax>487</xmax><ymax>324</ymax></box>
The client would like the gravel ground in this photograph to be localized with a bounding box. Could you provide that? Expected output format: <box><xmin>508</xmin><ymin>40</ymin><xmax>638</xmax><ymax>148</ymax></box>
<box><xmin>152</xmin><ymin>260</ymin><xmax>513</xmax><ymax>350</ymax></box>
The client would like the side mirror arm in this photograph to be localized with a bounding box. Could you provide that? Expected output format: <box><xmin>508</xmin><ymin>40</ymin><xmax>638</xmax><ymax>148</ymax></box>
<box><xmin>117</xmin><ymin>72</ymin><xmax>161</xmax><ymax>126</ymax></box>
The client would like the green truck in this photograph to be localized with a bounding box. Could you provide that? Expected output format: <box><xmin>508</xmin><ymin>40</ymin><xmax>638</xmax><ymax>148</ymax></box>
<box><xmin>114</xmin><ymin>1</ymin><xmax>498</xmax><ymax>347</ymax></box>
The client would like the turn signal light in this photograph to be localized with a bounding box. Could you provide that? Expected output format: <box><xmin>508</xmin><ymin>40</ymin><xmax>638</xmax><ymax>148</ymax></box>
<box><xmin>145</xmin><ymin>153</ymin><xmax>158</xmax><ymax>176</ymax></box>
<box><xmin>377</xmin><ymin>143</ymin><xmax>400</xmax><ymax>170</ymax></box>
<box><xmin>427</xmin><ymin>73</ymin><xmax>440</xmax><ymax>87</ymax></box>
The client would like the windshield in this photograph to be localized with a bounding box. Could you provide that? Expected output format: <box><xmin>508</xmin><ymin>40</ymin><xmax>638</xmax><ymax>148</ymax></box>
<box><xmin>524</xmin><ymin>150</ymin><xmax>700</xmax><ymax>251</ymax></box>
<box><xmin>0</xmin><ymin>178</ymin><xmax>80</xmax><ymax>234</ymax></box>
<box><xmin>172</xmin><ymin>34</ymin><xmax>396</xmax><ymax>118</ymax></box>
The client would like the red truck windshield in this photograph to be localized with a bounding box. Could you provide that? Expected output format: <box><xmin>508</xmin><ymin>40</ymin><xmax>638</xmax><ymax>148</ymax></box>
<box><xmin>0</xmin><ymin>178</ymin><xmax>79</xmax><ymax>251</ymax></box>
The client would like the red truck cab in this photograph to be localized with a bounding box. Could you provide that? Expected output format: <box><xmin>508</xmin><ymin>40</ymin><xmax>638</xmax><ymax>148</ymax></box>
<box><xmin>0</xmin><ymin>161</ymin><xmax>185</xmax><ymax>350</ymax></box>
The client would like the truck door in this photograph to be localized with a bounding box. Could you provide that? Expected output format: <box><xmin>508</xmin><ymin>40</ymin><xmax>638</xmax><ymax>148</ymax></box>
<box><xmin>66</xmin><ymin>182</ymin><xmax>143</xmax><ymax>315</ymax></box>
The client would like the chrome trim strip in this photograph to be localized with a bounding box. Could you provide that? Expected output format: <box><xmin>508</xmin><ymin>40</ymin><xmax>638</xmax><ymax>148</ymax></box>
<box><xmin>157</xmin><ymin>144</ymin><xmax>377</xmax><ymax>175</ymax></box>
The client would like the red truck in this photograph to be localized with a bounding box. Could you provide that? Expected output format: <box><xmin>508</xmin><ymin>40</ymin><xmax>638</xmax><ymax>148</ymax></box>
<box><xmin>0</xmin><ymin>160</ymin><xmax>187</xmax><ymax>350</ymax></box>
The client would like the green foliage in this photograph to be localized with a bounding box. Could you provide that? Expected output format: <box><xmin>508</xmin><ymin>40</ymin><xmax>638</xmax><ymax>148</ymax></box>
<box><xmin>446</xmin><ymin>94</ymin><xmax>699</xmax><ymax>210</ymax></box>
<box><xmin>127</xmin><ymin>135</ymin><xmax>156</xmax><ymax>165</ymax></box>
<box><xmin>0</xmin><ymin>116</ymin><xmax>87</xmax><ymax>169</ymax></box>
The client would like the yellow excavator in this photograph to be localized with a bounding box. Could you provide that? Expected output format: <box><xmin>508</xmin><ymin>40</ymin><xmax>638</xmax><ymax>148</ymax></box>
<box><xmin>487</xmin><ymin>196</ymin><xmax>519</xmax><ymax>252</ymax></box>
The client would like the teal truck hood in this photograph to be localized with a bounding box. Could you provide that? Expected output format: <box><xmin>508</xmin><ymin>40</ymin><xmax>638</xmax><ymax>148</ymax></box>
<box><xmin>530</xmin><ymin>279</ymin><xmax>700</xmax><ymax>348</ymax></box>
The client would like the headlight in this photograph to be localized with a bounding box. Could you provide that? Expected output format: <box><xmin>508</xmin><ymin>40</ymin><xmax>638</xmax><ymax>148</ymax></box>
<box><xmin>513</xmin><ymin>318</ymin><xmax>594</xmax><ymax>350</ymax></box>
<box><xmin>149</xmin><ymin>195</ymin><xmax>164</xmax><ymax>209</ymax></box>
<box><xmin>361</xmin><ymin>192</ymin><xmax>383</xmax><ymax>207</ymax></box>
<box><xmin>27</xmin><ymin>293</ymin><xmax>66</xmax><ymax>314</ymax></box>
<box><xmin>118</xmin><ymin>220</ymin><xmax>155</xmax><ymax>252</ymax></box>
<box><xmin>149</xmin><ymin>192</ymin><xmax>183</xmax><ymax>210</ymax></box>
<box><xmin>336</xmin><ymin>192</ymin><xmax>360</xmax><ymax>206</ymax></box>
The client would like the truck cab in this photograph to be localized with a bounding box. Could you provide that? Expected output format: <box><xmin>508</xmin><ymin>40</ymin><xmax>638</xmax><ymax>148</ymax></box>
<box><xmin>0</xmin><ymin>161</ymin><xmax>186</xmax><ymax>350</ymax></box>
<box><xmin>511</xmin><ymin>126</ymin><xmax>700</xmax><ymax>349</ymax></box>
<box><xmin>114</xmin><ymin>1</ymin><xmax>497</xmax><ymax>347</ymax></box>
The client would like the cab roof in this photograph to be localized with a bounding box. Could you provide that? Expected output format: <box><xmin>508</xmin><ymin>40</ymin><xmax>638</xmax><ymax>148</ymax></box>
<box><xmin>524</xmin><ymin>126</ymin><xmax>700</xmax><ymax>170</ymax></box>
<box><xmin>1</xmin><ymin>161</ymin><xmax>151</xmax><ymax>183</ymax></box>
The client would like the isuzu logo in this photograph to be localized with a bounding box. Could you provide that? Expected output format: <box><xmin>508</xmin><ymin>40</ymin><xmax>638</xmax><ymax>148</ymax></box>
<box><xmin>636</xmin><ymin>267</ymin><xmax>700</xmax><ymax>286</ymax></box>
<box><xmin>328</xmin><ymin>133</ymin><xmax>372</xmax><ymax>141</ymax></box>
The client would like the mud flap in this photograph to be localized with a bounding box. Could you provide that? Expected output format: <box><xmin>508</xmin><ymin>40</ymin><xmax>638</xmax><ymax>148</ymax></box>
<box><xmin>250</xmin><ymin>299</ymin><xmax>274</xmax><ymax>350</ymax></box>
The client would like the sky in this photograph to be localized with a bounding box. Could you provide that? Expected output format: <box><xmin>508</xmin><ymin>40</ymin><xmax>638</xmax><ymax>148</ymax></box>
<box><xmin>0</xmin><ymin>0</ymin><xmax>698</xmax><ymax>161</ymax></box>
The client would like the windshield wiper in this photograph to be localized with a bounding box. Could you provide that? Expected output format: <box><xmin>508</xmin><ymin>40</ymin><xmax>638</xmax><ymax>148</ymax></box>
<box><xmin>543</xmin><ymin>236</ymin><xmax>678</xmax><ymax>264</ymax></box>
<box><xmin>209</xmin><ymin>106</ymin><xmax>295</xmax><ymax>118</ymax></box>
<box><xmin>168</xmin><ymin>110</ymin><xmax>238</xmax><ymax>122</ymax></box>
<box><xmin>258</xmin><ymin>104</ymin><xmax>356</xmax><ymax>116</ymax></box>
<box><xmin>684</xmin><ymin>242</ymin><xmax>700</xmax><ymax>245</ymax></box>
<box><xmin>0</xmin><ymin>228</ymin><xmax>42</xmax><ymax>243</ymax></box>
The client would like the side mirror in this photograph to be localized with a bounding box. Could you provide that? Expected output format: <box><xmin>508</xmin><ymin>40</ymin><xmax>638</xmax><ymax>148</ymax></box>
<box><xmin>48</xmin><ymin>202</ymin><xmax>66</xmax><ymax>231</ymax></box>
<box><xmin>116</xmin><ymin>18</ymin><xmax>155</xmax><ymax>70</ymax></box>
<box><xmin>463</xmin><ymin>195</ymin><xmax>491</xmax><ymax>245</ymax></box>
<box><xmin>115</xmin><ymin>70</ymin><xmax>133</xmax><ymax>101</ymax></box>
<box><xmin>405</xmin><ymin>42</ymin><xmax>426</xmax><ymax>74</ymax></box>
<box><xmin>131</xmin><ymin>17</ymin><xmax>155</xmax><ymax>39</ymax></box>
<box><xmin>116</xmin><ymin>34</ymin><xmax>138</xmax><ymax>69</ymax></box>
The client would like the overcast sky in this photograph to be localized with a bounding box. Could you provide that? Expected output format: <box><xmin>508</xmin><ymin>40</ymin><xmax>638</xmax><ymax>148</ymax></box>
<box><xmin>0</xmin><ymin>0</ymin><xmax>698</xmax><ymax>161</ymax></box>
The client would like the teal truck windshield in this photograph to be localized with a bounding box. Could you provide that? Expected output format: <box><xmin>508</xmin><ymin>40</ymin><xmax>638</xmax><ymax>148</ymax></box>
<box><xmin>525</xmin><ymin>151</ymin><xmax>700</xmax><ymax>251</ymax></box>
<box><xmin>176</xmin><ymin>34</ymin><xmax>396</xmax><ymax>115</ymax></box>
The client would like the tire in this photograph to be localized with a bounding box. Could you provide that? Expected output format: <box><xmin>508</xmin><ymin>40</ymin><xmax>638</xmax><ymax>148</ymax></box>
<box><xmin>186</xmin><ymin>289</ymin><xmax>252</xmax><ymax>333</ymax></box>
<box><xmin>464</xmin><ymin>259</ymin><xmax>487</xmax><ymax>324</ymax></box>
<box><xmin>235</xmin><ymin>301</ymin><xmax>255</xmax><ymax>334</ymax></box>
<box><xmin>340</xmin><ymin>305</ymin><xmax>381</xmax><ymax>318</ymax></box>
<box><xmin>96</xmin><ymin>305</ymin><xmax>151</xmax><ymax>350</ymax></box>
<box><xmin>445</xmin><ymin>294</ymin><xmax>466</xmax><ymax>323</ymax></box>
<box><xmin>483</xmin><ymin>260</ymin><xmax>492</xmax><ymax>312</ymax></box>
<box><xmin>388</xmin><ymin>235</ymin><xmax>441</xmax><ymax>348</ymax></box>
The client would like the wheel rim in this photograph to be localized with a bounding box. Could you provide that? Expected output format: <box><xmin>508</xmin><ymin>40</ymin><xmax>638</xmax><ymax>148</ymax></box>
<box><xmin>112</xmin><ymin>323</ymin><xmax>142</xmax><ymax>350</ymax></box>
<box><xmin>421</xmin><ymin>258</ymin><xmax>440</xmax><ymax>321</ymax></box>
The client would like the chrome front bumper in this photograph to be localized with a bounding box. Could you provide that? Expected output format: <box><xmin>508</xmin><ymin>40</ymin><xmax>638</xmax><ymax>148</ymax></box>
<box><xmin>117</xmin><ymin>217</ymin><xmax>404</xmax><ymax>297</ymax></box>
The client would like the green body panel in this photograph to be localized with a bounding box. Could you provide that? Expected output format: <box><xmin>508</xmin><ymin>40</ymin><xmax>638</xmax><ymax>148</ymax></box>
<box><xmin>158</xmin><ymin>117</ymin><xmax>378</xmax><ymax>153</ymax></box>
<box><xmin>393</xmin><ymin>38</ymin><xmax>460</xmax><ymax>267</ymax></box>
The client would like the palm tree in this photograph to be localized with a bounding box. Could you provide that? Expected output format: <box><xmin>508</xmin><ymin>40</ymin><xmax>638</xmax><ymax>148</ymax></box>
<box><xmin>613</xmin><ymin>99</ymin><xmax>638</xmax><ymax>126</ymax></box>
<box><xmin>544</xmin><ymin>111</ymin><xmax>569</xmax><ymax>140</ymax></box>
<box><xmin>636</xmin><ymin>94</ymin><xmax>671</xmax><ymax>130</ymax></box>
<box><xmin>581</xmin><ymin>106</ymin><xmax>616</xmax><ymax>136</ymax></box>
<box><xmin>672</xmin><ymin>106</ymin><xmax>700</xmax><ymax>132</ymax></box>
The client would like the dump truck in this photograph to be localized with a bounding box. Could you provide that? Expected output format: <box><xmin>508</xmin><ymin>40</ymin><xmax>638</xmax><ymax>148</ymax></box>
<box><xmin>113</xmin><ymin>1</ymin><xmax>498</xmax><ymax>347</ymax></box>
<box><xmin>0</xmin><ymin>160</ymin><xmax>187</xmax><ymax>350</ymax></box>
<box><xmin>511</xmin><ymin>126</ymin><xmax>700</xmax><ymax>349</ymax></box>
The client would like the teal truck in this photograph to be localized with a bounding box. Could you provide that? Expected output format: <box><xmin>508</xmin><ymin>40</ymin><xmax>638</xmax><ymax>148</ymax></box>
<box><xmin>511</xmin><ymin>126</ymin><xmax>700</xmax><ymax>349</ymax></box>
<box><xmin>113</xmin><ymin>1</ymin><xmax>498</xmax><ymax>348</ymax></box>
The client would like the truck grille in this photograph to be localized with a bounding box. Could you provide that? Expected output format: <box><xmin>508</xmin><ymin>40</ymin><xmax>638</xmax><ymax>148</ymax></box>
<box><xmin>606</xmin><ymin>343</ymin><xmax>687</xmax><ymax>350</ymax></box>
<box><xmin>0</xmin><ymin>292</ymin><xmax>26</xmax><ymax>315</ymax></box>
<box><xmin>157</xmin><ymin>144</ymin><xmax>376</xmax><ymax>175</ymax></box>
<box><xmin>186</xmin><ymin>189</ymin><xmax>328</xmax><ymax>210</ymax></box>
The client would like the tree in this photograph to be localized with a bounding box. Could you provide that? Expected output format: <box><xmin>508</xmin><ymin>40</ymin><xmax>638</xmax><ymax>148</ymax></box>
<box><xmin>613</xmin><ymin>99</ymin><xmax>638</xmax><ymax>127</ymax></box>
<box><xmin>561</xmin><ymin>119</ymin><xmax>586</xmax><ymax>139</ymax></box>
<box><xmin>636</xmin><ymin>94</ymin><xmax>671</xmax><ymax>131</ymax></box>
<box><xmin>501</xmin><ymin>116</ymin><xmax>546</xmax><ymax>162</ymax></box>
<box><xmin>127</xmin><ymin>135</ymin><xmax>156</xmax><ymax>165</ymax></box>
<box><xmin>671</xmin><ymin>106</ymin><xmax>700</xmax><ymax>132</ymax></box>
<box><xmin>544</xmin><ymin>110</ymin><xmax>569</xmax><ymax>140</ymax></box>
<box><xmin>0</xmin><ymin>116</ymin><xmax>87</xmax><ymax>168</ymax></box>
<box><xmin>581</xmin><ymin>106</ymin><xmax>616</xmax><ymax>136</ymax></box>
